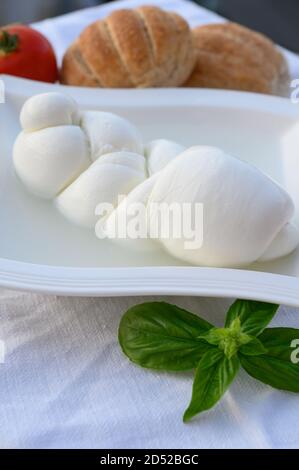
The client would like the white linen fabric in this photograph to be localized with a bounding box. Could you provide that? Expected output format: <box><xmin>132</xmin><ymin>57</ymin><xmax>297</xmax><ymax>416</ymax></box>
<box><xmin>0</xmin><ymin>291</ymin><xmax>299</xmax><ymax>449</ymax></box>
<box><xmin>0</xmin><ymin>0</ymin><xmax>299</xmax><ymax>449</ymax></box>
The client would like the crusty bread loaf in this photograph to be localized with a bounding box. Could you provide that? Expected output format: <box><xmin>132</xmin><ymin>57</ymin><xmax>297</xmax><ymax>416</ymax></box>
<box><xmin>184</xmin><ymin>22</ymin><xmax>290</xmax><ymax>96</ymax></box>
<box><xmin>61</xmin><ymin>6</ymin><xmax>196</xmax><ymax>88</ymax></box>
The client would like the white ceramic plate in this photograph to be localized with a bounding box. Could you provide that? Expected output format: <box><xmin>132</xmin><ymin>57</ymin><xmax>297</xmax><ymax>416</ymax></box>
<box><xmin>1</xmin><ymin>75</ymin><xmax>299</xmax><ymax>304</ymax></box>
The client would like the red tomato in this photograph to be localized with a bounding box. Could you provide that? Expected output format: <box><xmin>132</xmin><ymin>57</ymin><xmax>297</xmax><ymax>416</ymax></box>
<box><xmin>0</xmin><ymin>24</ymin><xmax>58</xmax><ymax>83</ymax></box>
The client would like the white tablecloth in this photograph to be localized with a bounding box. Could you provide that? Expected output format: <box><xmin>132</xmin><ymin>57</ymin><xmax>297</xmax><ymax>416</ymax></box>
<box><xmin>1</xmin><ymin>0</ymin><xmax>299</xmax><ymax>449</ymax></box>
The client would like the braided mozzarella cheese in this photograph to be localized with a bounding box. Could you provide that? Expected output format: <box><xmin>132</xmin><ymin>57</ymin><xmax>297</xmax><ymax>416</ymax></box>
<box><xmin>56</xmin><ymin>152</ymin><xmax>147</xmax><ymax>228</ymax></box>
<box><xmin>20</xmin><ymin>92</ymin><xmax>80</xmax><ymax>131</ymax></box>
<box><xmin>13</xmin><ymin>92</ymin><xmax>144</xmax><ymax>203</ymax></box>
<box><xmin>13</xmin><ymin>93</ymin><xmax>299</xmax><ymax>267</ymax></box>
<box><xmin>104</xmin><ymin>146</ymin><xmax>299</xmax><ymax>267</ymax></box>
<box><xmin>81</xmin><ymin>111</ymin><xmax>143</xmax><ymax>161</ymax></box>
<box><xmin>13</xmin><ymin>125</ymin><xmax>90</xmax><ymax>199</ymax></box>
<box><xmin>14</xmin><ymin>93</ymin><xmax>90</xmax><ymax>199</ymax></box>
<box><xmin>104</xmin><ymin>173</ymin><xmax>160</xmax><ymax>252</ymax></box>
<box><xmin>144</xmin><ymin>139</ymin><xmax>185</xmax><ymax>175</ymax></box>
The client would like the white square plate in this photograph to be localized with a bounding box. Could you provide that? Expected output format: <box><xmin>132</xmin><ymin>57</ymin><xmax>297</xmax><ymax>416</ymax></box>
<box><xmin>1</xmin><ymin>75</ymin><xmax>299</xmax><ymax>304</ymax></box>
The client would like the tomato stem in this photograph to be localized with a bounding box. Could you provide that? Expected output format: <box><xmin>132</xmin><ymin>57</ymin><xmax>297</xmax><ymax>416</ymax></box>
<box><xmin>0</xmin><ymin>30</ymin><xmax>19</xmax><ymax>54</ymax></box>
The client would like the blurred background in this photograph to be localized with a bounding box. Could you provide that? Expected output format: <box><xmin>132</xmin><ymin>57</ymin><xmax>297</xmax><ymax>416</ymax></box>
<box><xmin>0</xmin><ymin>0</ymin><xmax>298</xmax><ymax>52</ymax></box>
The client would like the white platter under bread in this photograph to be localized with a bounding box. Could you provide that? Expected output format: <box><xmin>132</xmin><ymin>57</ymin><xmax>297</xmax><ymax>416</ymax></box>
<box><xmin>1</xmin><ymin>74</ymin><xmax>299</xmax><ymax>305</ymax></box>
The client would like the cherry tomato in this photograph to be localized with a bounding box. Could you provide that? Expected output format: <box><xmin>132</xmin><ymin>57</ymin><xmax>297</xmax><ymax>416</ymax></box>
<box><xmin>0</xmin><ymin>24</ymin><xmax>58</xmax><ymax>83</ymax></box>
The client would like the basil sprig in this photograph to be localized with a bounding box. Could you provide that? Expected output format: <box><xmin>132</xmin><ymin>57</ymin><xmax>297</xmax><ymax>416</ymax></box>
<box><xmin>118</xmin><ymin>300</ymin><xmax>299</xmax><ymax>422</ymax></box>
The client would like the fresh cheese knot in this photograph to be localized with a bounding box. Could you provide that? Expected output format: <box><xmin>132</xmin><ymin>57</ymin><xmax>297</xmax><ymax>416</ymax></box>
<box><xmin>20</xmin><ymin>92</ymin><xmax>80</xmax><ymax>131</ymax></box>
<box><xmin>13</xmin><ymin>93</ymin><xmax>299</xmax><ymax>267</ymax></box>
<box><xmin>105</xmin><ymin>146</ymin><xmax>299</xmax><ymax>267</ymax></box>
<box><xmin>144</xmin><ymin>139</ymin><xmax>185</xmax><ymax>175</ymax></box>
<box><xmin>13</xmin><ymin>126</ymin><xmax>90</xmax><ymax>199</ymax></box>
<box><xmin>55</xmin><ymin>152</ymin><xmax>147</xmax><ymax>228</ymax></box>
<box><xmin>81</xmin><ymin>111</ymin><xmax>143</xmax><ymax>161</ymax></box>
<box><xmin>104</xmin><ymin>173</ymin><xmax>160</xmax><ymax>252</ymax></box>
<box><xmin>13</xmin><ymin>92</ymin><xmax>144</xmax><ymax>200</ymax></box>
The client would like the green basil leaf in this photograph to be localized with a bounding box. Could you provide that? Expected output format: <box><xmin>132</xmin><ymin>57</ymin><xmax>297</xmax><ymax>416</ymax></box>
<box><xmin>240</xmin><ymin>328</ymin><xmax>299</xmax><ymax>392</ymax></box>
<box><xmin>118</xmin><ymin>302</ymin><xmax>214</xmax><ymax>371</ymax></box>
<box><xmin>183</xmin><ymin>349</ymin><xmax>240</xmax><ymax>422</ymax></box>
<box><xmin>225</xmin><ymin>299</ymin><xmax>279</xmax><ymax>337</ymax></box>
<box><xmin>239</xmin><ymin>337</ymin><xmax>267</xmax><ymax>356</ymax></box>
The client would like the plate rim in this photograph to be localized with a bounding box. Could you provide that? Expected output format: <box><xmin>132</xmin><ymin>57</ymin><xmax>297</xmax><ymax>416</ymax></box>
<box><xmin>2</xmin><ymin>75</ymin><xmax>299</xmax><ymax>304</ymax></box>
<box><xmin>0</xmin><ymin>259</ymin><xmax>299</xmax><ymax>306</ymax></box>
<box><xmin>2</xmin><ymin>74</ymin><xmax>299</xmax><ymax>115</ymax></box>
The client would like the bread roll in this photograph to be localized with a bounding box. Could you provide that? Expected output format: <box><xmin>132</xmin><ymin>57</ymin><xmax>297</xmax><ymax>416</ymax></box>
<box><xmin>185</xmin><ymin>23</ymin><xmax>290</xmax><ymax>96</ymax></box>
<box><xmin>61</xmin><ymin>6</ymin><xmax>196</xmax><ymax>88</ymax></box>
